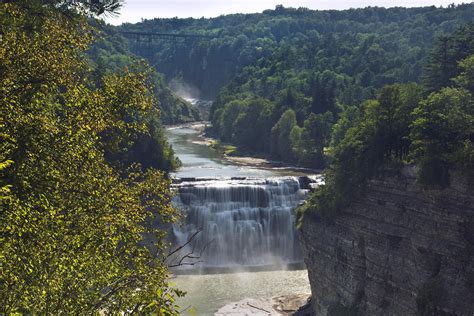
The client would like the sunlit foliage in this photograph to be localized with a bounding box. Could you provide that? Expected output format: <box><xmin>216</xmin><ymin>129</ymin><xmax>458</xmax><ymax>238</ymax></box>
<box><xmin>0</xmin><ymin>1</ymin><xmax>183</xmax><ymax>314</ymax></box>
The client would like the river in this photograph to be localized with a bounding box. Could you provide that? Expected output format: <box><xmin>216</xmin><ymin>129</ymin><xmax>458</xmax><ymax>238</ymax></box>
<box><xmin>165</xmin><ymin>124</ymin><xmax>312</xmax><ymax>315</ymax></box>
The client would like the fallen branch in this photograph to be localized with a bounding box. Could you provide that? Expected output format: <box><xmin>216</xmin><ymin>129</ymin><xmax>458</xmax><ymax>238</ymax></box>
<box><xmin>247</xmin><ymin>302</ymin><xmax>271</xmax><ymax>313</ymax></box>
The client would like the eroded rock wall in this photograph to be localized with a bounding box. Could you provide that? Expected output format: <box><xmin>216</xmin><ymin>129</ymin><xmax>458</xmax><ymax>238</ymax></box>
<box><xmin>299</xmin><ymin>168</ymin><xmax>474</xmax><ymax>315</ymax></box>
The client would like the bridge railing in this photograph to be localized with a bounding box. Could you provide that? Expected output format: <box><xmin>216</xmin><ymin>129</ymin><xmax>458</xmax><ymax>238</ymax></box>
<box><xmin>120</xmin><ymin>31</ymin><xmax>218</xmax><ymax>42</ymax></box>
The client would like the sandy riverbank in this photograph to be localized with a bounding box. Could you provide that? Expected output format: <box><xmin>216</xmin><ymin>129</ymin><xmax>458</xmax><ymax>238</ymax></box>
<box><xmin>169</xmin><ymin>122</ymin><xmax>322</xmax><ymax>176</ymax></box>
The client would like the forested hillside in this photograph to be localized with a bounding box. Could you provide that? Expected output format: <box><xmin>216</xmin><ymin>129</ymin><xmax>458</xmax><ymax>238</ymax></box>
<box><xmin>88</xmin><ymin>23</ymin><xmax>200</xmax><ymax>124</ymax></box>
<box><xmin>300</xmin><ymin>23</ymin><xmax>474</xmax><ymax>220</ymax></box>
<box><xmin>120</xmin><ymin>4</ymin><xmax>473</xmax><ymax>167</ymax></box>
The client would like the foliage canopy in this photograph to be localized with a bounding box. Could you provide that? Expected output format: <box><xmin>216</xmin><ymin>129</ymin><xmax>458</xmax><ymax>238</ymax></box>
<box><xmin>299</xmin><ymin>26</ymin><xmax>474</xmax><ymax>221</ymax></box>
<box><xmin>0</xmin><ymin>1</ymin><xmax>183</xmax><ymax>314</ymax></box>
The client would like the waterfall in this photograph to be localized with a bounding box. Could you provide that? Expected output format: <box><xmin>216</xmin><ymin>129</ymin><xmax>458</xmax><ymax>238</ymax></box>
<box><xmin>171</xmin><ymin>177</ymin><xmax>309</xmax><ymax>267</ymax></box>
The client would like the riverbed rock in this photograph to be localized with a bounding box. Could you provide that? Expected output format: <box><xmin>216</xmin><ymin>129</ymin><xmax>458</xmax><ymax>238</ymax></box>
<box><xmin>272</xmin><ymin>294</ymin><xmax>312</xmax><ymax>315</ymax></box>
<box><xmin>299</xmin><ymin>168</ymin><xmax>474</xmax><ymax>315</ymax></box>
<box><xmin>215</xmin><ymin>298</ymin><xmax>277</xmax><ymax>315</ymax></box>
<box><xmin>215</xmin><ymin>294</ymin><xmax>312</xmax><ymax>316</ymax></box>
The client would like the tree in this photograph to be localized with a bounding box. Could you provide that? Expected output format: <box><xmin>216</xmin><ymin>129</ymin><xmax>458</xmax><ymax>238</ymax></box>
<box><xmin>271</xmin><ymin>109</ymin><xmax>297</xmax><ymax>161</ymax></box>
<box><xmin>453</xmin><ymin>54</ymin><xmax>474</xmax><ymax>94</ymax></box>
<box><xmin>376</xmin><ymin>84</ymin><xmax>421</xmax><ymax>161</ymax></box>
<box><xmin>410</xmin><ymin>81</ymin><xmax>473</xmax><ymax>186</ymax></box>
<box><xmin>233</xmin><ymin>98</ymin><xmax>272</xmax><ymax>151</ymax></box>
<box><xmin>298</xmin><ymin>112</ymin><xmax>334</xmax><ymax>168</ymax></box>
<box><xmin>423</xmin><ymin>23</ymin><xmax>474</xmax><ymax>93</ymax></box>
<box><xmin>289</xmin><ymin>125</ymin><xmax>304</xmax><ymax>159</ymax></box>
<box><xmin>310</xmin><ymin>71</ymin><xmax>338</xmax><ymax>115</ymax></box>
<box><xmin>0</xmin><ymin>2</ymin><xmax>182</xmax><ymax>314</ymax></box>
<box><xmin>219</xmin><ymin>99</ymin><xmax>247</xmax><ymax>142</ymax></box>
<box><xmin>330</xmin><ymin>105</ymin><xmax>360</xmax><ymax>148</ymax></box>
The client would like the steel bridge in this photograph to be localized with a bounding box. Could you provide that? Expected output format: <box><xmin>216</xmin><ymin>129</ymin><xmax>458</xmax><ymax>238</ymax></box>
<box><xmin>120</xmin><ymin>31</ymin><xmax>218</xmax><ymax>42</ymax></box>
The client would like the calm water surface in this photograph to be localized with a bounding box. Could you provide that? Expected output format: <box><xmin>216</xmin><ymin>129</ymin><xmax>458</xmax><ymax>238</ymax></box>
<box><xmin>174</xmin><ymin>270</ymin><xmax>311</xmax><ymax>315</ymax></box>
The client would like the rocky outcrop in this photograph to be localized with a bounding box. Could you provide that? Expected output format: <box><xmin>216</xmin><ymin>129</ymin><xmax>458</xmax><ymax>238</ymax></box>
<box><xmin>299</xmin><ymin>167</ymin><xmax>474</xmax><ymax>315</ymax></box>
<box><xmin>215</xmin><ymin>294</ymin><xmax>311</xmax><ymax>315</ymax></box>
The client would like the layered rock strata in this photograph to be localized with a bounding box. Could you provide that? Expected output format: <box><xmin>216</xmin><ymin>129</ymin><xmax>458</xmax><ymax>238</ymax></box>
<box><xmin>299</xmin><ymin>168</ymin><xmax>474</xmax><ymax>315</ymax></box>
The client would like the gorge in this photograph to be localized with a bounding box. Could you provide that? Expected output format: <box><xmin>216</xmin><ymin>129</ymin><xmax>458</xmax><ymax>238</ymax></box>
<box><xmin>166</xmin><ymin>122</ymin><xmax>474</xmax><ymax>316</ymax></box>
<box><xmin>3</xmin><ymin>2</ymin><xmax>474</xmax><ymax>315</ymax></box>
<box><xmin>127</xmin><ymin>13</ymin><xmax>474</xmax><ymax>314</ymax></box>
<box><xmin>89</xmin><ymin>9</ymin><xmax>474</xmax><ymax>315</ymax></box>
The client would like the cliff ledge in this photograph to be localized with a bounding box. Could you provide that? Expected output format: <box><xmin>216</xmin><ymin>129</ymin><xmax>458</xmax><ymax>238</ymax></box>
<box><xmin>299</xmin><ymin>167</ymin><xmax>474</xmax><ymax>315</ymax></box>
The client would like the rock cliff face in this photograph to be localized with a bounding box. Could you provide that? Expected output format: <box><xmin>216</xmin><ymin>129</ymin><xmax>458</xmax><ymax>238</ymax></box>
<box><xmin>299</xmin><ymin>168</ymin><xmax>474</xmax><ymax>315</ymax></box>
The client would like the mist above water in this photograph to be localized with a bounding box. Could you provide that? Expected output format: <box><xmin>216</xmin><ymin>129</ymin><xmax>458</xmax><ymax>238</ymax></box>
<box><xmin>169</xmin><ymin>79</ymin><xmax>201</xmax><ymax>102</ymax></box>
<box><xmin>168</xmin><ymin>79</ymin><xmax>212</xmax><ymax>119</ymax></box>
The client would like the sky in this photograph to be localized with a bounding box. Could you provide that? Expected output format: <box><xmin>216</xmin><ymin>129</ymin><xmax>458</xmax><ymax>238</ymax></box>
<box><xmin>105</xmin><ymin>0</ymin><xmax>471</xmax><ymax>25</ymax></box>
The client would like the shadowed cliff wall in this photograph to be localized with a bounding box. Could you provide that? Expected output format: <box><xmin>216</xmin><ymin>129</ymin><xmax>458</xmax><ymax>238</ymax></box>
<box><xmin>299</xmin><ymin>168</ymin><xmax>474</xmax><ymax>315</ymax></box>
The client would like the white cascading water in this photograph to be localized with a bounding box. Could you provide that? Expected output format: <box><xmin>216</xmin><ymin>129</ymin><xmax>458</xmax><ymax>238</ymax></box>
<box><xmin>172</xmin><ymin>177</ymin><xmax>308</xmax><ymax>267</ymax></box>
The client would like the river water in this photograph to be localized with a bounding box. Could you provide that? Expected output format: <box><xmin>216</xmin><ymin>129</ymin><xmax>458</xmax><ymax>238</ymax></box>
<box><xmin>165</xmin><ymin>124</ymin><xmax>311</xmax><ymax>315</ymax></box>
<box><xmin>166</xmin><ymin>124</ymin><xmax>276</xmax><ymax>178</ymax></box>
<box><xmin>173</xmin><ymin>270</ymin><xmax>311</xmax><ymax>315</ymax></box>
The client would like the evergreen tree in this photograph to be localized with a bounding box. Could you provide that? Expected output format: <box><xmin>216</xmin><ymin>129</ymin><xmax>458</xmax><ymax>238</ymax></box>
<box><xmin>423</xmin><ymin>23</ymin><xmax>474</xmax><ymax>93</ymax></box>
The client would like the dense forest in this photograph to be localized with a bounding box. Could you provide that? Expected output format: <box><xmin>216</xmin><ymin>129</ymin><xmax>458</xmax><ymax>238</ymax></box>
<box><xmin>0</xmin><ymin>0</ymin><xmax>183</xmax><ymax>314</ymax></box>
<box><xmin>121</xmin><ymin>4</ymin><xmax>472</xmax><ymax>98</ymax></box>
<box><xmin>300</xmin><ymin>23</ymin><xmax>474</xmax><ymax>222</ymax></box>
<box><xmin>297</xmin><ymin>26</ymin><xmax>473</xmax><ymax>315</ymax></box>
<box><xmin>120</xmin><ymin>4</ymin><xmax>473</xmax><ymax>168</ymax></box>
